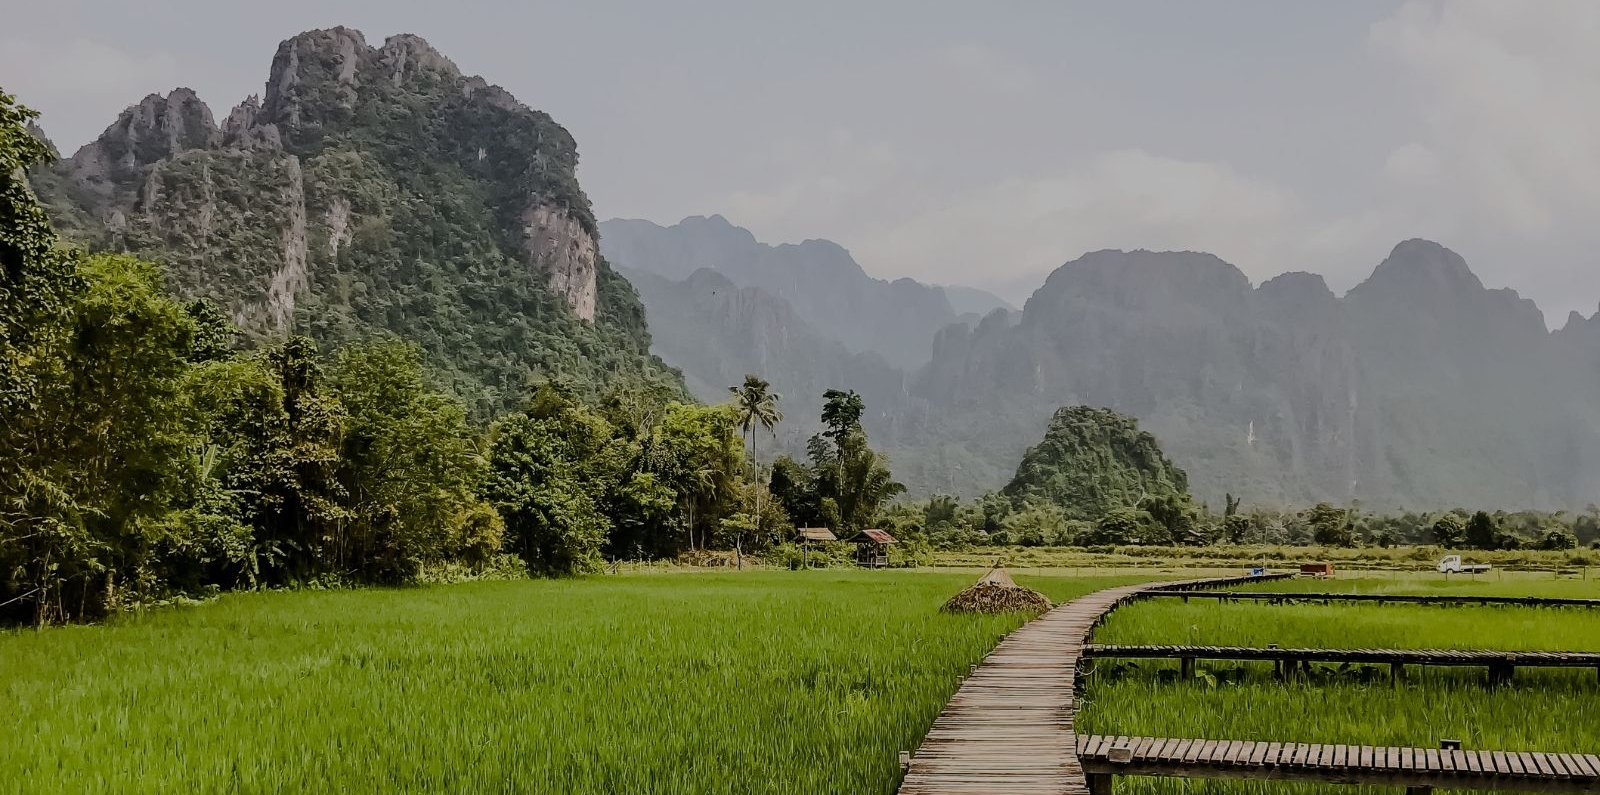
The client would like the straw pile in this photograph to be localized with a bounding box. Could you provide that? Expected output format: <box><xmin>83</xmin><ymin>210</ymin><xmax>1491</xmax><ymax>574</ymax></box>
<box><xmin>941</xmin><ymin>567</ymin><xmax>1052</xmax><ymax>614</ymax></box>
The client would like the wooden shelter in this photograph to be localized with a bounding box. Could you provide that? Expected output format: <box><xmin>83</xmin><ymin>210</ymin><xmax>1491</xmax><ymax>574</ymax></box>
<box><xmin>851</xmin><ymin>528</ymin><xmax>898</xmax><ymax>568</ymax></box>
<box><xmin>795</xmin><ymin>527</ymin><xmax>836</xmax><ymax>568</ymax></box>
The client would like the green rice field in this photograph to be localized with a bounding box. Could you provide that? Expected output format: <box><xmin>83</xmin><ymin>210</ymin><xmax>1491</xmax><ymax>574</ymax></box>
<box><xmin>1081</xmin><ymin>575</ymin><xmax>1600</xmax><ymax>794</ymax></box>
<box><xmin>0</xmin><ymin>571</ymin><xmax>1142</xmax><ymax>795</ymax></box>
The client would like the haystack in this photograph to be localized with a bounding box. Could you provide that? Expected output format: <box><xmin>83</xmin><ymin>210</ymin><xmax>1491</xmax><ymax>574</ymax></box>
<box><xmin>941</xmin><ymin>567</ymin><xmax>1052</xmax><ymax>614</ymax></box>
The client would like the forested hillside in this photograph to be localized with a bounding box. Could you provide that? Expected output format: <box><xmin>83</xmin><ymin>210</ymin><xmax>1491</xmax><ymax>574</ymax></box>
<box><xmin>30</xmin><ymin>27</ymin><xmax>681</xmax><ymax>416</ymax></box>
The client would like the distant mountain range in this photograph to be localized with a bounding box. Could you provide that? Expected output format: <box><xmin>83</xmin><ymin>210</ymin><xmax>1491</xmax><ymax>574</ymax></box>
<box><xmin>606</xmin><ymin>217</ymin><xmax>1600</xmax><ymax>511</ymax></box>
<box><xmin>600</xmin><ymin>215</ymin><xmax>1010</xmax><ymax>369</ymax></box>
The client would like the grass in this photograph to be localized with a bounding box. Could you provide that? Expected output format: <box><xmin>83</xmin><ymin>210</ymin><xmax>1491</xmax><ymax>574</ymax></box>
<box><xmin>0</xmin><ymin>570</ymin><xmax>1151</xmax><ymax>795</ymax></box>
<box><xmin>1235</xmin><ymin>572</ymin><xmax>1600</xmax><ymax>598</ymax></box>
<box><xmin>1082</xmin><ymin>576</ymin><xmax>1600</xmax><ymax>794</ymax></box>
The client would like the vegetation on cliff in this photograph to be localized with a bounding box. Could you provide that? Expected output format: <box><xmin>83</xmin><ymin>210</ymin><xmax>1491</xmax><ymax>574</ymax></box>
<box><xmin>29</xmin><ymin>28</ymin><xmax>682</xmax><ymax>417</ymax></box>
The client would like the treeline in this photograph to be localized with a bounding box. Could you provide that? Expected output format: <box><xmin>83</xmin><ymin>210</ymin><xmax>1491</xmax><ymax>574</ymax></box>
<box><xmin>874</xmin><ymin>496</ymin><xmax>1599</xmax><ymax>553</ymax></box>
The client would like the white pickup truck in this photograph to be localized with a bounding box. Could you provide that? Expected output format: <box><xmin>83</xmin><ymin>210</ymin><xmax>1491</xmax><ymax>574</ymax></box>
<box><xmin>1437</xmin><ymin>554</ymin><xmax>1491</xmax><ymax>574</ymax></box>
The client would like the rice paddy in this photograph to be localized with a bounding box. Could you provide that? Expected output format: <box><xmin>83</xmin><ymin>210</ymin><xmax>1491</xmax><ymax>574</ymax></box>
<box><xmin>0</xmin><ymin>570</ymin><xmax>1145</xmax><ymax>795</ymax></box>
<box><xmin>1081</xmin><ymin>575</ymin><xmax>1600</xmax><ymax>794</ymax></box>
<box><xmin>6</xmin><ymin>567</ymin><xmax>1596</xmax><ymax>794</ymax></box>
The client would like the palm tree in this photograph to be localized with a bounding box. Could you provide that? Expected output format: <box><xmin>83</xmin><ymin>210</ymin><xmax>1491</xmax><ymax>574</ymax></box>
<box><xmin>729</xmin><ymin>375</ymin><xmax>782</xmax><ymax>535</ymax></box>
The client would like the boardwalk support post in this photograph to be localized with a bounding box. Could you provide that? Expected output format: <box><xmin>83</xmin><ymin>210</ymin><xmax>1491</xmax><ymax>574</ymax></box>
<box><xmin>1390</xmin><ymin>662</ymin><xmax>1405</xmax><ymax>685</ymax></box>
<box><xmin>1405</xmin><ymin>787</ymin><xmax>1433</xmax><ymax>795</ymax></box>
<box><xmin>1488</xmin><ymin>661</ymin><xmax>1515</xmax><ymax>687</ymax></box>
<box><xmin>1180</xmin><ymin>656</ymin><xmax>1196</xmax><ymax>680</ymax></box>
<box><xmin>1087</xmin><ymin>772</ymin><xmax>1113</xmax><ymax>795</ymax></box>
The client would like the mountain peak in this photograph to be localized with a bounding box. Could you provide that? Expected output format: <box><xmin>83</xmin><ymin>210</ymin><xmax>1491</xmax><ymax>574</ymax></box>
<box><xmin>379</xmin><ymin>33</ymin><xmax>461</xmax><ymax>85</ymax></box>
<box><xmin>262</xmin><ymin>27</ymin><xmax>369</xmax><ymax>133</ymax></box>
<box><xmin>1356</xmin><ymin>238</ymin><xmax>1484</xmax><ymax>296</ymax></box>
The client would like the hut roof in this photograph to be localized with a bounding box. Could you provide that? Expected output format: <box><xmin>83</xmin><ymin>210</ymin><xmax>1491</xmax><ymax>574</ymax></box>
<box><xmin>797</xmin><ymin>527</ymin><xmax>837</xmax><ymax>542</ymax></box>
<box><xmin>854</xmin><ymin>529</ymin><xmax>898</xmax><ymax>545</ymax></box>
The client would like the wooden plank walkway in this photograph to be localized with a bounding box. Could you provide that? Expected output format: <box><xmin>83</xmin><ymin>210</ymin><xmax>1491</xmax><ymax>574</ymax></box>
<box><xmin>1084</xmin><ymin>643</ymin><xmax>1600</xmax><ymax>668</ymax></box>
<box><xmin>1144</xmin><ymin>590</ymin><xmax>1600</xmax><ymax>608</ymax></box>
<box><xmin>897</xmin><ymin>575</ymin><xmax>1279</xmax><ymax>795</ymax></box>
<box><xmin>1078</xmin><ymin>734</ymin><xmax>1600</xmax><ymax>794</ymax></box>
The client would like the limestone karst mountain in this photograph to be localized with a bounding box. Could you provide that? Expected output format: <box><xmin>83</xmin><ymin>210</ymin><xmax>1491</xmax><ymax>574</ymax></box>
<box><xmin>910</xmin><ymin>241</ymin><xmax>1600</xmax><ymax>510</ymax></box>
<box><xmin>30</xmin><ymin>27</ymin><xmax>681</xmax><ymax>416</ymax></box>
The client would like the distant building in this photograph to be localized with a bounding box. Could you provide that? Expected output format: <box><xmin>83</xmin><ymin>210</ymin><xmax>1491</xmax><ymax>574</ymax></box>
<box><xmin>851</xmin><ymin>529</ymin><xmax>898</xmax><ymax>568</ymax></box>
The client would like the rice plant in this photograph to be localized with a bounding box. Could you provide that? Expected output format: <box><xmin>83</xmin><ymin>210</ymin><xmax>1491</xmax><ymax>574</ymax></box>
<box><xmin>1082</xmin><ymin>577</ymin><xmax>1600</xmax><ymax>794</ymax></box>
<box><xmin>0</xmin><ymin>571</ymin><xmax>1139</xmax><ymax>794</ymax></box>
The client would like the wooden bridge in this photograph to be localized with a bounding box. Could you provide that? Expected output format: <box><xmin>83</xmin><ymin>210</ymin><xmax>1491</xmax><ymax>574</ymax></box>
<box><xmin>1082</xmin><ymin>643</ymin><xmax>1600</xmax><ymax>685</ymax></box>
<box><xmin>897</xmin><ymin>574</ymin><xmax>1594</xmax><ymax>794</ymax></box>
<box><xmin>896</xmin><ymin>575</ymin><xmax>1278</xmax><ymax>795</ymax></box>
<box><xmin>1144</xmin><ymin>589</ymin><xmax>1600</xmax><ymax>608</ymax></box>
<box><xmin>1077</xmin><ymin>734</ymin><xmax>1600</xmax><ymax>794</ymax></box>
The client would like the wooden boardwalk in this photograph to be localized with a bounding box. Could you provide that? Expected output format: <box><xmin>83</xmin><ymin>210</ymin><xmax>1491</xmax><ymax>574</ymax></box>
<box><xmin>1078</xmin><ymin>734</ymin><xmax>1600</xmax><ymax>794</ymax></box>
<box><xmin>1083</xmin><ymin>643</ymin><xmax>1600</xmax><ymax>667</ymax></box>
<box><xmin>1144</xmin><ymin>590</ymin><xmax>1600</xmax><ymax>608</ymax></box>
<box><xmin>897</xmin><ymin>575</ymin><xmax>1275</xmax><ymax>795</ymax></box>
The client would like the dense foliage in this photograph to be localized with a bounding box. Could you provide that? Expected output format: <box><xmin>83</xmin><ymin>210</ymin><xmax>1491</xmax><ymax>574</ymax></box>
<box><xmin>769</xmin><ymin>389</ymin><xmax>906</xmax><ymax>534</ymax></box>
<box><xmin>1002</xmin><ymin>406</ymin><xmax>1190</xmax><ymax>515</ymax></box>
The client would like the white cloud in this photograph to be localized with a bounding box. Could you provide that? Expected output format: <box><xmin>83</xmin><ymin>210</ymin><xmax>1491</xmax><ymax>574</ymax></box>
<box><xmin>1369</xmin><ymin>0</ymin><xmax>1600</xmax><ymax>235</ymax></box>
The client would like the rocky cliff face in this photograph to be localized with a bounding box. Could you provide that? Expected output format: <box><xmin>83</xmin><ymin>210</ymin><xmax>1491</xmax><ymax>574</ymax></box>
<box><xmin>600</xmin><ymin>215</ymin><xmax>959</xmax><ymax>369</ymax></box>
<box><xmin>33</xmin><ymin>27</ymin><xmax>675</xmax><ymax>413</ymax></box>
<box><xmin>910</xmin><ymin>242</ymin><xmax>1600</xmax><ymax>510</ymax></box>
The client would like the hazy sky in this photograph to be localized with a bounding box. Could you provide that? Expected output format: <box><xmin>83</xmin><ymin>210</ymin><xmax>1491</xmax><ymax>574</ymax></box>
<box><xmin>7</xmin><ymin>1</ymin><xmax>1600</xmax><ymax>323</ymax></box>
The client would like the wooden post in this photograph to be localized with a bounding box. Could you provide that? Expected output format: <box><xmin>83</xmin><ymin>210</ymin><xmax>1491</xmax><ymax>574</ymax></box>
<box><xmin>1087</xmin><ymin>773</ymin><xmax>1113</xmax><ymax>795</ymax></box>
<box><xmin>1488</xmin><ymin>662</ymin><xmax>1515</xmax><ymax>687</ymax></box>
<box><xmin>1180</xmin><ymin>656</ymin><xmax>1196</xmax><ymax>680</ymax></box>
<box><xmin>898</xmin><ymin>751</ymin><xmax>911</xmax><ymax>772</ymax></box>
<box><xmin>1405</xmin><ymin>787</ymin><xmax>1434</xmax><ymax>795</ymax></box>
<box><xmin>1390</xmin><ymin>662</ymin><xmax>1405</xmax><ymax>685</ymax></box>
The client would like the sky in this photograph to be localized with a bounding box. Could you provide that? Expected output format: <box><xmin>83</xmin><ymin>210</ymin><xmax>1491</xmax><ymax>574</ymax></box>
<box><xmin>6</xmin><ymin>0</ymin><xmax>1600</xmax><ymax>324</ymax></box>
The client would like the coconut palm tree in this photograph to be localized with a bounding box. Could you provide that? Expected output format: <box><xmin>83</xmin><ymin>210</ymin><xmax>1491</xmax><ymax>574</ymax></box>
<box><xmin>729</xmin><ymin>375</ymin><xmax>782</xmax><ymax>534</ymax></box>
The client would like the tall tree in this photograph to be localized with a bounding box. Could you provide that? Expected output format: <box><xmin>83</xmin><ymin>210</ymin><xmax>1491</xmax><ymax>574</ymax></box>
<box><xmin>728</xmin><ymin>375</ymin><xmax>782</xmax><ymax>540</ymax></box>
<box><xmin>1465</xmin><ymin>510</ymin><xmax>1498</xmax><ymax>550</ymax></box>
<box><xmin>805</xmin><ymin>390</ymin><xmax>903</xmax><ymax>533</ymax></box>
<box><xmin>819</xmin><ymin>389</ymin><xmax>864</xmax><ymax>449</ymax></box>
